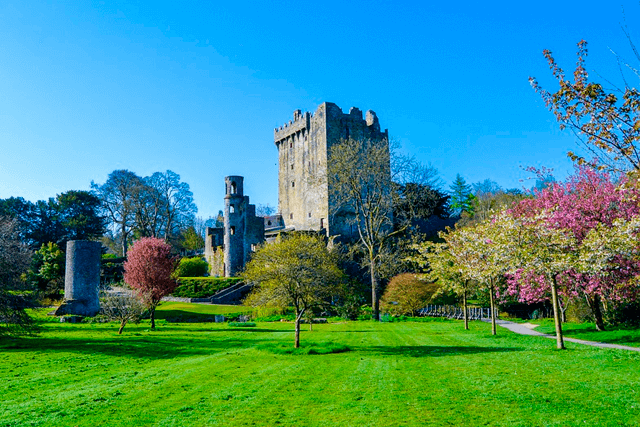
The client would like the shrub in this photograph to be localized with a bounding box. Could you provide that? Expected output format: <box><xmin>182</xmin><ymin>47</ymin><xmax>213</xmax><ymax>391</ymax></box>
<box><xmin>172</xmin><ymin>277</ymin><xmax>242</xmax><ymax>298</ymax></box>
<box><xmin>381</xmin><ymin>273</ymin><xmax>440</xmax><ymax>316</ymax></box>
<box><xmin>174</xmin><ymin>257</ymin><xmax>209</xmax><ymax>278</ymax></box>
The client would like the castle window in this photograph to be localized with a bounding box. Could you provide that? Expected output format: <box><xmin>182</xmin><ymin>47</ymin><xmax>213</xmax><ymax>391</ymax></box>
<box><xmin>292</xmin><ymin>181</ymin><xmax>295</xmax><ymax>188</ymax></box>
<box><xmin>267</xmin><ymin>220</ymin><xmax>272</xmax><ymax>226</ymax></box>
<box><xmin>230</xmin><ymin>205</ymin><xmax>235</xmax><ymax>213</ymax></box>
<box><xmin>308</xmin><ymin>212</ymin><xmax>311</xmax><ymax>218</ymax></box>
<box><xmin>230</xmin><ymin>226</ymin><xmax>235</xmax><ymax>235</ymax></box>
<box><xmin>290</xmin><ymin>142</ymin><xmax>293</xmax><ymax>148</ymax></box>
<box><xmin>230</xmin><ymin>181</ymin><xmax>237</xmax><ymax>194</ymax></box>
<box><xmin>291</xmin><ymin>164</ymin><xmax>294</xmax><ymax>170</ymax></box>
<box><xmin>290</xmin><ymin>213</ymin><xmax>293</xmax><ymax>220</ymax></box>
<box><xmin>320</xmin><ymin>218</ymin><xmax>324</xmax><ymax>228</ymax></box>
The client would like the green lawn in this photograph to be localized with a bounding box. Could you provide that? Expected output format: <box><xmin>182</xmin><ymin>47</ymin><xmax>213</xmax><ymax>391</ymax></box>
<box><xmin>155</xmin><ymin>302</ymin><xmax>251</xmax><ymax>322</ymax></box>
<box><xmin>530</xmin><ymin>318</ymin><xmax>640</xmax><ymax>347</ymax></box>
<box><xmin>2</xmin><ymin>307</ymin><xmax>640</xmax><ymax>426</ymax></box>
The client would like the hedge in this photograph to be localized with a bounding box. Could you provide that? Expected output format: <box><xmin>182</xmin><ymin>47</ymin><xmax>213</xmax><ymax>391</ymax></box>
<box><xmin>172</xmin><ymin>277</ymin><xmax>242</xmax><ymax>298</ymax></box>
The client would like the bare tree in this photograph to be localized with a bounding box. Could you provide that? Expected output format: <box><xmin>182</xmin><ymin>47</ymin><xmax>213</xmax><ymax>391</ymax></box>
<box><xmin>92</xmin><ymin>170</ymin><xmax>144</xmax><ymax>256</ymax></box>
<box><xmin>100</xmin><ymin>289</ymin><xmax>146</xmax><ymax>334</ymax></box>
<box><xmin>327</xmin><ymin>138</ymin><xmax>440</xmax><ymax>320</ymax></box>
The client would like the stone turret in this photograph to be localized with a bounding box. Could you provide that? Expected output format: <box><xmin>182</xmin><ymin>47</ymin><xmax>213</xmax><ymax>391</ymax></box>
<box><xmin>54</xmin><ymin>240</ymin><xmax>101</xmax><ymax>317</ymax></box>
<box><xmin>224</xmin><ymin>176</ymin><xmax>245</xmax><ymax>277</ymax></box>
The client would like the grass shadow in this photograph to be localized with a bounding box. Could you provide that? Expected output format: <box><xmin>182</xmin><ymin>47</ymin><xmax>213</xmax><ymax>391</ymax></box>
<box><xmin>0</xmin><ymin>334</ymin><xmax>267</xmax><ymax>360</ymax></box>
<box><xmin>362</xmin><ymin>345</ymin><xmax>523</xmax><ymax>357</ymax></box>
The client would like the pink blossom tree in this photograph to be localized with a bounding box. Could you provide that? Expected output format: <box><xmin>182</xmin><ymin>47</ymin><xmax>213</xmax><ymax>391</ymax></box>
<box><xmin>508</xmin><ymin>166</ymin><xmax>640</xmax><ymax>331</ymax></box>
<box><xmin>123</xmin><ymin>237</ymin><xmax>178</xmax><ymax>330</ymax></box>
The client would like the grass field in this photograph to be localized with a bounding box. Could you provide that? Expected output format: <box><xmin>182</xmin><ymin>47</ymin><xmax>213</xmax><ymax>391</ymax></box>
<box><xmin>2</xmin><ymin>305</ymin><xmax>640</xmax><ymax>426</ymax></box>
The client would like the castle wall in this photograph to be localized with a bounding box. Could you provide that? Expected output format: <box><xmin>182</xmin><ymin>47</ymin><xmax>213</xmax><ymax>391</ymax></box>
<box><xmin>274</xmin><ymin>102</ymin><xmax>389</xmax><ymax>239</ymax></box>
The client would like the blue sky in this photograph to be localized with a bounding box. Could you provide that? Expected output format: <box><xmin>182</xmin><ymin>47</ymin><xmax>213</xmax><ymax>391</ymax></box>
<box><xmin>1</xmin><ymin>1</ymin><xmax>639</xmax><ymax>219</ymax></box>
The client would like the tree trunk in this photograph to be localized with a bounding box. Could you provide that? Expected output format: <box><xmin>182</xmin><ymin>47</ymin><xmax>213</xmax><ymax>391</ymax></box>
<box><xmin>489</xmin><ymin>280</ymin><xmax>497</xmax><ymax>336</ymax></box>
<box><xmin>294</xmin><ymin>309</ymin><xmax>304</xmax><ymax>349</ymax></box>
<box><xmin>118</xmin><ymin>320</ymin><xmax>127</xmax><ymax>335</ymax></box>
<box><xmin>463</xmin><ymin>286</ymin><xmax>469</xmax><ymax>331</ymax></box>
<box><xmin>586</xmin><ymin>293</ymin><xmax>605</xmax><ymax>331</ymax></box>
<box><xmin>550</xmin><ymin>275</ymin><xmax>565</xmax><ymax>350</ymax></box>
<box><xmin>121</xmin><ymin>222</ymin><xmax>128</xmax><ymax>257</ymax></box>
<box><xmin>309</xmin><ymin>317</ymin><xmax>313</xmax><ymax>332</ymax></box>
<box><xmin>150</xmin><ymin>307</ymin><xmax>156</xmax><ymax>330</ymax></box>
<box><xmin>370</xmin><ymin>258</ymin><xmax>379</xmax><ymax>321</ymax></box>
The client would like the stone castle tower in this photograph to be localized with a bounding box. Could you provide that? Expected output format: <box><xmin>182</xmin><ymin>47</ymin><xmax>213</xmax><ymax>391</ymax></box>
<box><xmin>204</xmin><ymin>102</ymin><xmax>389</xmax><ymax>275</ymax></box>
<box><xmin>205</xmin><ymin>176</ymin><xmax>264</xmax><ymax>277</ymax></box>
<box><xmin>274</xmin><ymin>102</ymin><xmax>389</xmax><ymax>237</ymax></box>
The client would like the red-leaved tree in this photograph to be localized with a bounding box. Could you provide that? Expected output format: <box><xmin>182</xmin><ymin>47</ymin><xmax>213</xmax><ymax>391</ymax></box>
<box><xmin>123</xmin><ymin>237</ymin><xmax>178</xmax><ymax>330</ymax></box>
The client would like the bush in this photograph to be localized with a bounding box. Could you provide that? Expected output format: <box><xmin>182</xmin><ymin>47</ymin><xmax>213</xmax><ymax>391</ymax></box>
<box><xmin>174</xmin><ymin>257</ymin><xmax>209</xmax><ymax>278</ymax></box>
<box><xmin>381</xmin><ymin>273</ymin><xmax>440</xmax><ymax>316</ymax></box>
<box><xmin>172</xmin><ymin>277</ymin><xmax>242</xmax><ymax>298</ymax></box>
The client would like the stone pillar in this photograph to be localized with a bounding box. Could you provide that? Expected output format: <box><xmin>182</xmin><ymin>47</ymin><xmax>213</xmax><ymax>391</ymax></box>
<box><xmin>54</xmin><ymin>240</ymin><xmax>101</xmax><ymax>317</ymax></box>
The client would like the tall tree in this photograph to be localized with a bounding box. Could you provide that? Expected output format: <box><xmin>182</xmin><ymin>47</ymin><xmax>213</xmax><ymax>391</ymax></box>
<box><xmin>92</xmin><ymin>170</ymin><xmax>145</xmax><ymax>256</ymax></box>
<box><xmin>56</xmin><ymin>190</ymin><xmax>105</xmax><ymax>242</ymax></box>
<box><xmin>146</xmin><ymin>170</ymin><xmax>197</xmax><ymax>241</ymax></box>
<box><xmin>327</xmin><ymin>137</ymin><xmax>396</xmax><ymax>320</ymax></box>
<box><xmin>243</xmin><ymin>234</ymin><xmax>343</xmax><ymax>348</ymax></box>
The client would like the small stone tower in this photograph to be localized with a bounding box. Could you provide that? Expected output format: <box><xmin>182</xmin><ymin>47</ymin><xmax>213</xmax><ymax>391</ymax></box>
<box><xmin>224</xmin><ymin>176</ymin><xmax>245</xmax><ymax>277</ymax></box>
<box><xmin>54</xmin><ymin>240</ymin><xmax>101</xmax><ymax>316</ymax></box>
<box><xmin>222</xmin><ymin>176</ymin><xmax>265</xmax><ymax>277</ymax></box>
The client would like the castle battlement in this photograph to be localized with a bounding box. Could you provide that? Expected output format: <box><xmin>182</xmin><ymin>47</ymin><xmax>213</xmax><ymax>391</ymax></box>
<box><xmin>274</xmin><ymin>109</ymin><xmax>311</xmax><ymax>143</ymax></box>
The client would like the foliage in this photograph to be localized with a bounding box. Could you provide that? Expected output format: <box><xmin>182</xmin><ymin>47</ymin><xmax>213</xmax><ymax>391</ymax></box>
<box><xmin>242</xmin><ymin>233</ymin><xmax>344</xmax><ymax>347</ymax></box>
<box><xmin>24</xmin><ymin>242</ymin><xmax>65</xmax><ymax>293</ymax></box>
<box><xmin>179</xmin><ymin>226</ymin><xmax>204</xmax><ymax>252</ymax></box>
<box><xmin>56</xmin><ymin>190</ymin><xmax>106</xmax><ymax>242</ymax></box>
<box><xmin>530</xmin><ymin>39</ymin><xmax>640</xmax><ymax>172</ymax></box>
<box><xmin>393</xmin><ymin>183</ymin><xmax>450</xmax><ymax>223</ymax></box>
<box><xmin>171</xmin><ymin>277</ymin><xmax>242</xmax><ymax>298</ymax></box>
<box><xmin>0</xmin><ymin>217</ymin><xmax>35</xmax><ymax>336</ymax></box>
<box><xmin>99</xmin><ymin>289</ymin><xmax>146</xmax><ymax>334</ymax></box>
<box><xmin>123</xmin><ymin>237</ymin><xmax>178</xmax><ymax>329</ymax></box>
<box><xmin>0</xmin><ymin>191</ymin><xmax>105</xmax><ymax>250</ymax></box>
<box><xmin>381</xmin><ymin>273</ymin><xmax>440</xmax><ymax>316</ymax></box>
<box><xmin>331</xmin><ymin>278</ymin><xmax>368</xmax><ymax>320</ymax></box>
<box><xmin>174</xmin><ymin>257</ymin><xmax>209</xmax><ymax>278</ymax></box>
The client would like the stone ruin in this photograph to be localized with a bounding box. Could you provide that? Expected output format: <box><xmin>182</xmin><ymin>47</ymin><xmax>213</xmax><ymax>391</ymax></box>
<box><xmin>54</xmin><ymin>240</ymin><xmax>101</xmax><ymax>317</ymax></box>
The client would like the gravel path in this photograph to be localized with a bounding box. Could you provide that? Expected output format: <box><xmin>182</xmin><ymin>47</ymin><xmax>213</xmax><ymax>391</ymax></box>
<box><xmin>486</xmin><ymin>319</ymin><xmax>640</xmax><ymax>352</ymax></box>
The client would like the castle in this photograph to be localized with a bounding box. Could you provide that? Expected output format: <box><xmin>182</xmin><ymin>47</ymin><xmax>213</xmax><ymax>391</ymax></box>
<box><xmin>205</xmin><ymin>102</ymin><xmax>389</xmax><ymax>277</ymax></box>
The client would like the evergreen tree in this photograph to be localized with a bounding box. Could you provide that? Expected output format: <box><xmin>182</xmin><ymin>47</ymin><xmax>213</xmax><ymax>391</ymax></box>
<box><xmin>449</xmin><ymin>174</ymin><xmax>473</xmax><ymax>215</ymax></box>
